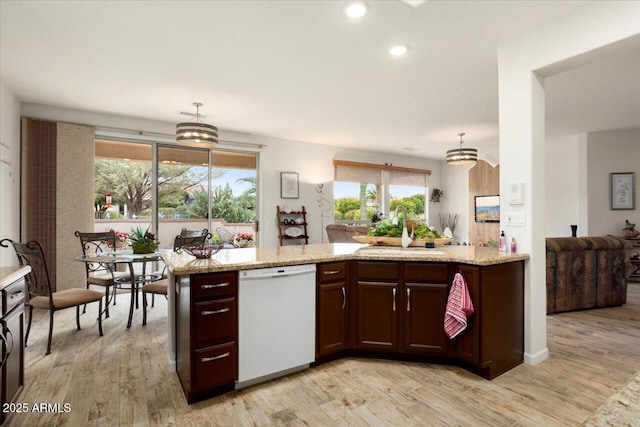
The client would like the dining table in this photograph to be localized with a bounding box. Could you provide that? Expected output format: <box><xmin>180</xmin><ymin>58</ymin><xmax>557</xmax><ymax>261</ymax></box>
<box><xmin>75</xmin><ymin>251</ymin><xmax>166</xmax><ymax>328</ymax></box>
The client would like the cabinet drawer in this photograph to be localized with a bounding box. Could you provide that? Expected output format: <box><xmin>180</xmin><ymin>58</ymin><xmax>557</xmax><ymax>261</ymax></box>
<box><xmin>318</xmin><ymin>262</ymin><xmax>347</xmax><ymax>283</ymax></box>
<box><xmin>192</xmin><ymin>272</ymin><xmax>237</xmax><ymax>299</ymax></box>
<box><xmin>194</xmin><ymin>297</ymin><xmax>237</xmax><ymax>344</ymax></box>
<box><xmin>404</xmin><ymin>263</ymin><xmax>449</xmax><ymax>283</ymax></box>
<box><xmin>356</xmin><ymin>262</ymin><xmax>398</xmax><ymax>281</ymax></box>
<box><xmin>193</xmin><ymin>341</ymin><xmax>237</xmax><ymax>391</ymax></box>
<box><xmin>2</xmin><ymin>278</ymin><xmax>26</xmax><ymax>315</ymax></box>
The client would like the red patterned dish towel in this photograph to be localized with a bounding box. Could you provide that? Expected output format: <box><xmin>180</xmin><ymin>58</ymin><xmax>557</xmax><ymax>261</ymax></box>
<box><xmin>444</xmin><ymin>272</ymin><xmax>475</xmax><ymax>339</ymax></box>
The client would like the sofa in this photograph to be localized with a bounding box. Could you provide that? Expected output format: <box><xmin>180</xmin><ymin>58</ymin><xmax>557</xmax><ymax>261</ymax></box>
<box><xmin>326</xmin><ymin>224</ymin><xmax>371</xmax><ymax>243</ymax></box>
<box><xmin>546</xmin><ymin>236</ymin><xmax>632</xmax><ymax>314</ymax></box>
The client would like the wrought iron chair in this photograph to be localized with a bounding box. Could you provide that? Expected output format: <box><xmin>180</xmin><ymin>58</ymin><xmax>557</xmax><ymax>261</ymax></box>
<box><xmin>75</xmin><ymin>230</ymin><xmax>128</xmax><ymax>318</ymax></box>
<box><xmin>1</xmin><ymin>239</ymin><xmax>104</xmax><ymax>355</ymax></box>
<box><xmin>141</xmin><ymin>233</ymin><xmax>210</xmax><ymax>325</ymax></box>
<box><xmin>179</xmin><ymin>228</ymin><xmax>209</xmax><ymax>237</ymax></box>
<box><xmin>216</xmin><ymin>227</ymin><xmax>238</xmax><ymax>248</ymax></box>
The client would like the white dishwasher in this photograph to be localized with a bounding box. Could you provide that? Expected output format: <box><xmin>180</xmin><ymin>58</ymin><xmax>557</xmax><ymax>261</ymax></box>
<box><xmin>237</xmin><ymin>264</ymin><xmax>316</xmax><ymax>389</ymax></box>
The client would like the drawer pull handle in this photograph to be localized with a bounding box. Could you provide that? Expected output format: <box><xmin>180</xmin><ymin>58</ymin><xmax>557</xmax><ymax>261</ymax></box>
<box><xmin>201</xmin><ymin>282</ymin><xmax>230</xmax><ymax>289</ymax></box>
<box><xmin>201</xmin><ymin>308</ymin><xmax>229</xmax><ymax>316</ymax></box>
<box><xmin>324</xmin><ymin>270</ymin><xmax>342</xmax><ymax>275</ymax></box>
<box><xmin>202</xmin><ymin>352</ymin><xmax>230</xmax><ymax>363</ymax></box>
<box><xmin>341</xmin><ymin>286</ymin><xmax>346</xmax><ymax>310</ymax></box>
<box><xmin>10</xmin><ymin>290</ymin><xmax>24</xmax><ymax>300</ymax></box>
<box><xmin>392</xmin><ymin>288</ymin><xmax>396</xmax><ymax>312</ymax></box>
<box><xmin>406</xmin><ymin>288</ymin><xmax>411</xmax><ymax>311</ymax></box>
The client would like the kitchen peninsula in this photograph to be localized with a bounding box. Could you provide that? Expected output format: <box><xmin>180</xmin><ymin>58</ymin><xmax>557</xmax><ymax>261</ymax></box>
<box><xmin>162</xmin><ymin>243</ymin><xmax>528</xmax><ymax>404</ymax></box>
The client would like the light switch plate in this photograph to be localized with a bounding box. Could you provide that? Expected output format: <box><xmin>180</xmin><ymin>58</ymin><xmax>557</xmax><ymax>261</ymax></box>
<box><xmin>506</xmin><ymin>211</ymin><xmax>526</xmax><ymax>226</ymax></box>
<box><xmin>509</xmin><ymin>182</ymin><xmax>524</xmax><ymax>205</ymax></box>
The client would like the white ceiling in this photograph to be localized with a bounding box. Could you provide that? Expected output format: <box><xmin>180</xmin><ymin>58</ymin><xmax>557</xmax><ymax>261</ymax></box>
<box><xmin>1</xmin><ymin>1</ymin><xmax>638</xmax><ymax>160</ymax></box>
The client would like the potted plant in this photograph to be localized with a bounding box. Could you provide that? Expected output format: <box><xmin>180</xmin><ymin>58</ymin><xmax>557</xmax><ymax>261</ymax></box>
<box><xmin>129</xmin><ymin>226</ymin><xmax>158</xmax><ymax>254</ymax></box>
<box><xmin>235</xmin><ymin>232</ymin><xmax>255</xmax><ymax>248</ymax></box>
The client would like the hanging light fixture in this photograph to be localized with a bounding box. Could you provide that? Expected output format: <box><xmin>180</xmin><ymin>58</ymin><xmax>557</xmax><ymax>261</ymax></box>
<box><xmin>446</xmin><ymin>132</ymin><xmax>477</xmax><ymax>165</ymax></box>
<box><xmin>176</xmin><ymin>102</ymin><xmax>218</xmax><ymax>148</ymax></box>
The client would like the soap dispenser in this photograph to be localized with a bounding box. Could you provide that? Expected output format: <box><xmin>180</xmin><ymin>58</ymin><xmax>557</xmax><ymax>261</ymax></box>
<box><xmin>499</xmin><ymin>231</ymin><xmax>506</xmax><ymax>252</ymax></box>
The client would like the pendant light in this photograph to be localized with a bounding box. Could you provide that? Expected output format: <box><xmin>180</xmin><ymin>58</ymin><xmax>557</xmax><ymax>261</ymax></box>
<box><xmin>446</xmin><ymin>132</ymin><xmax>477</xmax><ymax>165</ymax></box>
<box><xmin>176</xmin><ymin>102</ymin><xmax>218</xmax><ymax>148</ymax></box>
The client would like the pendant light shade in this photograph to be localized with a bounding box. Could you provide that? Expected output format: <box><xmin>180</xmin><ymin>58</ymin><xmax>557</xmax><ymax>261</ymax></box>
<box><xmin>176</xmin><ymin>102</ymin><xmax>218</xmax><ymax>148</ymax></box>
<box><xmin>446</xmin><ymin>132</ymin><xmax>477</xmax><ymax>165</ymax></box>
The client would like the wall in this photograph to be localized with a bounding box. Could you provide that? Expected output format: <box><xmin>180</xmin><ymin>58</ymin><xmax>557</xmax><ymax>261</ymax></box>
<box><xmin>544</xmin><ymin>134</ymin><xmax>580</xmax><ymax>237</ymax></box>
<box><xmin>439</xmin><ymin>161</ymin><xmax>471</xmax><ymax>244</ymax></box>
<box><xmin>498</xmin><ymin>1</ymin><xmax>640</xmax><ymax>365</ymax></box>
<box><xmin>19</xmin><ymin>103</ymin><xmax>443</xmax><ymax>248</ymax></box>
<box><xmin>587</xmin><ymin>128</ymin><xmax>640</xmax><ymax>235</ymax></box>
<box><xmin>0</xmin><ymin>81</ymin><xmax>21</xmax><ymax>267</ymax></box>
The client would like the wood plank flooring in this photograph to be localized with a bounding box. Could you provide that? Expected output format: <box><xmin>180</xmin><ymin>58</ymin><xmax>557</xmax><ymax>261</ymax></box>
<box><xmin>6</xmin><ymin>284</ymin><xmax>640</xmax><ymax>426</ymax></box>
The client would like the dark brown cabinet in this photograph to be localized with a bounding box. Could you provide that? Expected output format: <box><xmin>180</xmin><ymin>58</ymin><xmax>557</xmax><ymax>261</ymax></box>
<box><xmin>355</xmin><ymin>262</ymin><xmax>399</xmax><ymax>351</ymax></box>
<box><xmin>455</xmin><ymin>262</ymin><xmax>525</xmax><ymax>378</ymax></box>
<box><xmin>403</xmin><ymin>263</ymin><xmax>450</xmax><ymax>355</ymax></box>
<box><xmin>176</xmin><ymin>271</ymin><xmax>237</xmax><ymax>403</ymax></box>
<box><xmin>348</xmin><ymin>260</ymin><xmax>524</xmax><ymax>380</ymax></box>
<box><xmin>316</xmin><ymin>262</ymin><xmax>348</xmax><ymax>357</ymax></box>
<box><xmin>1</xmin><ymin>277</ymin><xmax>25</xmax><ymax>425</ymax></box>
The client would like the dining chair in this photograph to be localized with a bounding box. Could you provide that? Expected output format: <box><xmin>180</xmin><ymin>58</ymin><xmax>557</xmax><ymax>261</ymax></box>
<box><xmin>180</xmin><ymin>228</ymin><xmax>209</xmax><ymax>237</ymax></box>
<box><xmin>141</xmin><ymin>233</ymin><xmax>210</xmax><ymax>325</ymax></box>
<box><xmin>0</xmin><ymin>239</ymin><xmax>103</xmax><ymax>355</ymax></box>
<box><xmin>216</xmin><ymin>227</ymin><xmax>238</xmax><ymax>248</ymax></box>
<box><xmin>75</xmin><ymin>230</ymin><xmax>128</xmax><ymax>318</ymax></box>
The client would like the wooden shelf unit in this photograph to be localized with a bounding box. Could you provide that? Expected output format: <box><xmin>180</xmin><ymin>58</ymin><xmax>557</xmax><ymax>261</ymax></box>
<box><xmin>277</xmin><ymin>206</ymin><xmax>309</xmax><ymax>246</ymax></box>
<box><xmin>626</xmin><ymin>237</ymin><xmax>640</xmax><ymax>282</ymax></box>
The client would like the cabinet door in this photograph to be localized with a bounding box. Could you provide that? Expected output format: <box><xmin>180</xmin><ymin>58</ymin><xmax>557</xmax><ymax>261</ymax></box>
<box><xmin>455</xmin><ymin>266</ymin><xmax>481</xmax><ymax>365</ymax></box>
<box><xmin>403</xmin><ymin>282</ymin><xmax>449</xmax><ymax>355</ymax></box>
<box><xmin>317</xmin><ymin>281</ymin><xmax>347</xmax><ymax>357</ymax></box>
<box><xmin>2</xmin><ymin>306</ymin><xmax>24</xmax><ymax>411</ymax></box>
<box><xmin>357</xmin><ymin>281</ymin><xmax>398</xmax><ymax>351</ymax></box>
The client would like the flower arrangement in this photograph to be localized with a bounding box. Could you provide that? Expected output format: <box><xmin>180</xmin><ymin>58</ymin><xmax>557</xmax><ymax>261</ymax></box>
<box><xmin>114</xmin><ymin>230</ymin><xmax>129</xmax><ymax>249</ymax></box>
<box><xmin>129</xmin><ymin>226</ymin><xmax>158</xmax><ymax>254</ymax></box>
<box><xmin>235</xmin><ymin>232</ymin><xmax>254</xmax><ymax>248</ymax></box>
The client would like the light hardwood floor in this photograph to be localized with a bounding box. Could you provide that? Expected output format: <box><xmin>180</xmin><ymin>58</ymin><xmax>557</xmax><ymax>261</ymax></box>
<box><xmin>6</xmin><ymin>284</ymin><xmax>640</xmax><ymax>426</ymax></box>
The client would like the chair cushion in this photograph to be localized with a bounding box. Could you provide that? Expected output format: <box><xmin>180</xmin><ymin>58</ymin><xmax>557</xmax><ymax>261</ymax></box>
<box><xmin>142</xmin><ymin>281</ymin><xmax>167</xmax><ymax>295</ymax></box>
<box><xmin>30</xmin><ymin>288</ymin><xmax>103</xmax><ymax>310</ymax></box>
<box><xmin>88</xmin><ymin>271</ymin><xmax>129</xmax><ymax>286</ymax></box>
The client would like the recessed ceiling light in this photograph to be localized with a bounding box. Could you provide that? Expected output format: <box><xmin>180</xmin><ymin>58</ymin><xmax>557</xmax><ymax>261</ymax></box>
<box><xmin>344</xmin><ymin>1</ymin><xmax>368</xmax><ymax>19</ymax></box>
<box><xmin>388</xmin><ymin>44</ymin><xmax>409</xmax><ymax>56</ymax></box>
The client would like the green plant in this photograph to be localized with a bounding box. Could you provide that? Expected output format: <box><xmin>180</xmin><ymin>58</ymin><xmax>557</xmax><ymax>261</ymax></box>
<box><xmin>129</xmin><ymin>226</ymin><xmax>155</xmax><ymax>244</ymax></box>
<box><xmin>430</xmin><ymin>188</ymin><xmax>443</xmax><ymax>203</ymax></box>
<box><xmin>128</xmin><ymin>226</ymin><xmax>158</xmax><ymax>253</ymax></box>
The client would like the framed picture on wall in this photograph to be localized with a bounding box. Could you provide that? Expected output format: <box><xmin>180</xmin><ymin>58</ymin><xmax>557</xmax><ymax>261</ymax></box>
<box><xmin>610</xmin><ymin>172</ymin><xmax>635</xmax><ymax>210</ymax></box>
<box><xmin>281</xmin><ymin>171</ymin><xmax>299</xmax><ymax>199</ymax></box>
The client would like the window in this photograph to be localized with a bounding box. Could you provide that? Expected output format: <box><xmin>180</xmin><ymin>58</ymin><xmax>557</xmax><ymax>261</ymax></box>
<box><xmin>94</xmin><ymin>138</ymin><xmax>259</xmax><ymax>248</ymax></box>
<box><xmin>333</xmin><ymin>161</ymin><xmax>429</xmax><ymax>224</ymax></box>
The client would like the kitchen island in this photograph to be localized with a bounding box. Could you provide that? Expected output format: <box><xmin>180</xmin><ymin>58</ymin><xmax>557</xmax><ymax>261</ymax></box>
<box><xmin>162</xmin><ymin>243</ymin><xmax>528</xmax><ymax>403</ymax></box>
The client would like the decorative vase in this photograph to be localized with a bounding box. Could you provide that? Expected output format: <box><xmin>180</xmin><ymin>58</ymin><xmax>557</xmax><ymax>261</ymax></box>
<box><xmin>236</xmin><ymin>239</ymin><xmax>254</xmax><ymax>248</ymax></box>
<box><xmin>131</xmin><ymin>241</ymin><xmax>158</xmax><ymax>254</ymax></box>
<box><xmin>571</xmin><ymin>225</ymin><xmax>577</xmax><ymax>238</ymax></box>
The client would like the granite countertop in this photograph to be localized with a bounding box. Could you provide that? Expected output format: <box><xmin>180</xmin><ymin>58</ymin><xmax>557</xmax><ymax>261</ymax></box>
<box><xmin>0</xmin><ymin>266</ymin><xmax>31</xmax><ymax>291</ymax></box>
<box><xmin>162</xmin><ymin>243</ymin><xmax>529</xmax><ymax>276</ymax></box>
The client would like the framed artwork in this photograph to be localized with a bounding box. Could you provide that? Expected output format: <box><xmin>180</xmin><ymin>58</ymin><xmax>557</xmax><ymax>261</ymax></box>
<box><xmin>280</xmin><ymin>171</ymin><xmax>299</xmax><ymax>199</ymax></box>
<box><xmin>610</xmin><ymin>172</ymin><xmax>635</xmax><ymax>210</ymax></box>
<box><xmin>474</xmin><ymin>195</ymin><xmax>500</xmax><ymax>223</ymax></box>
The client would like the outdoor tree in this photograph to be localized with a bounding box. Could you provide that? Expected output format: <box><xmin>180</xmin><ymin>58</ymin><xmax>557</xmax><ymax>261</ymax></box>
<box><xmin>95</xmin><ymin>159</ymin><xmax>208</xmax><ymax>218</ymax></box>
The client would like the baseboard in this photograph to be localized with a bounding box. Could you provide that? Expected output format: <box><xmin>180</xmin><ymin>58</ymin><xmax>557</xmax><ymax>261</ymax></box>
<box><xmin>524</xmin><ymin>347</ymin><xmax>549</xmax><ymax>365</ymax></box>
